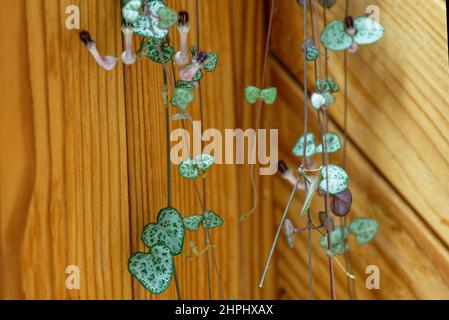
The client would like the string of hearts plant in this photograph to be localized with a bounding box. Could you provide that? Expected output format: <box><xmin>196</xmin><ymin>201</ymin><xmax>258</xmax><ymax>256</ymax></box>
<box><xmin>260</xmin><ymin>0</ymin><xmax>383</xmax><ymax>300</ymax></box>
<box><xmin>80</xmin><ymin>0</ymin><xmax>225</xmax><ymax>299</ymax></box>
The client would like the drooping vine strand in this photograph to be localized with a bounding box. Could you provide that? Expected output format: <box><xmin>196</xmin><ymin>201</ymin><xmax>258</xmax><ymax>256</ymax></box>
<box><xmin>301</xmin><ymin>0</ymin><xmax>313</xmax><ymax>301</ymax></box>
<box><xmin>194</xmin><ymin>0</ymin><xmax>213</xmax><ymax>300</ymax></box>
<box><xmin>312</xmin><ymin>0</ymin><xmax>336</xmax><ymax>300</ymax></box>
<box><xmin>259</xmin><ymin>177</ymin><xmax>302</xmax><ymax>287</ymax></box>
<box><xmin>341</xmin><ymin>0</ymin><xmax>357</xmax><ymax>300</ymax></box>
<box><xmin>241</xmin><ymin>0</ymin><xmax>277</xmax><ymax>221</ymax></box>
<box><xmin>163</xmin><ymin>69</ymin><xmax>182</xmax><ymax>300</ymax></box>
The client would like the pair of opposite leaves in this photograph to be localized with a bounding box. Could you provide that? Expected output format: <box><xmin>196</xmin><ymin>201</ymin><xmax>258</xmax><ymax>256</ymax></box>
<box><xmin>319</xmin><ymin>218</ymin><xmax>379</xmax><ymax>257</ymax></box>
<box><xmin>123</xmin><ymin>0</ymin><xmax>178</xmax><ymax>38</ymax></box>
<box><xmin>310</xmin><ymin>78</ymin><xmax>339</xmax><ymax>109</ymax></box>
<box><xmin>293</xmin><ymin>132</ymin><xmax>349</xmax><ymax>195</ymax></box>
<box><xmin>179</xmin><ymin>154</ymin><xmax>216</xmax><ymax>180</ymax></box>
<box><xmin>128</xmin><ymin>207</ymin><xmax>223</xmax><ymax>294</ymax></box>
<box><xmin>321</xmin><ymin>16</ymin><xmax>384</xmax><ymax>52</ymax></box>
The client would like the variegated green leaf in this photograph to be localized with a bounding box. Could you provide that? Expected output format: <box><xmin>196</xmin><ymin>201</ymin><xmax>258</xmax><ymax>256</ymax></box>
<box><xmin>292</xmin><ymin>133</ymin><xmax>316</xmax><ymax>157</ymax></box>
<box><xmin>320</xmin><ymin>227</ymin><xmax>350</xmax><ymax>257</ymax></box>
<box><xmin>245</xmin><ymin>86</ymin><xmax>261</xmax><ymax>104</ymax></box>
<box><xmin>316</xmin><ymin>78</ymin><xmax>339</xmax><ymax>93</ymax></box>
<box><xmin>179</xmin><ymin>158</ymin><xmax>199</xmax><ymax>179</ymax></box>
<box><xmin>353</xmin><ymin>16</ymin><xmax>384</xmax><ymax>46</ymax></box>
<box><xmin>349</xmin><ymin>218</ymin><xmax>379</xmax><ymax>244</ymax></box>
<box><xmin>194</xmin><ymin>154</ymin><xmax>215</xmax><ymax>171</ymax></box>
<box><xmin>171</xmin><ymin>113</ymin><xmax>189</xmax><ymax>121</ymax></box>
<box><xmin>171</xmin><ymin>88</ymin><xmax>194</xmax><ymax>110</ymax></box>
<box><xmin>183</xmin><ymin>215</ymin><xmax>203</xmax><ymax>232</ymax></box>
<box><xmin>259</xmin><ymin>88</ymin><xmax>278</xmax><ymax>105</ymax></box>
<box><xmin>141</xmin><ymin>207</ymin><xmax>185</xmax><ymax>255</ymax></box>
<box><xmin>202</xmin><ymin>210</ymin><xmax>224</xmax><ymax>229</ymax></box>
<box><xmin>133</xmin><ymin>1</ymin><xmax>168</xmax><ymax>39</ymax></box>
<box><xmin>320</xmin><ymin>20</ymin><xmax>353</xmax><ymax>51</ymax></box>
<box><xmin>176</xmin><ymin>80</ymin><xmax>196</xmax><ymax>90</ymax></box>
<box><xmin>306</xmin><ymin>47</ymin><xmax>320</xmax><ymax>61</ymax></box>
<box><xmin>203</xmin><ymin>52</ymin><xmax>218</xmax><ymax>72</ymax></box>
<box><xmin>128</xmin><ymin>245</ymin><xmax>174</xmax><ymax>294</ymax></box>
<box><xmin>157</xmin><ymin>6</ymin><xmax>178</xmax><ymax>30</ymax></box>
<box><xmin>316</xmin><ymin>132</ymin><xmax>341</xmax><ymax>154</ymax></box>
<box><xmin>319</xmin><ymin>165</ymin><xmax>349</xmax><ymax>195</ymax></box>
<box><xmin>322</xmin><ymin>92</ymin><xmax>335</xmax><ymax>105</ymax></box>
<box><xmin>142</xmin><ymin>38</ymin><xmax>174</xmax><ymax>64</ymax></box>
<box><xmin>122</xmin><ymin>0</ymin><xmax>143</xmax><ymax>24</ymax></box>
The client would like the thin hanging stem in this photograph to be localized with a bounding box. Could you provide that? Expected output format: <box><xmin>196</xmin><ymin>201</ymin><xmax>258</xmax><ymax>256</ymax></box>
<box><xmin>194</xmin><ymin>0</ymin><xmax>226</xmax><ymax>300</ymax></box>
<box><xmin>242</xmin><ymin>0</ymin><xmax>277</xmax><ymax>221</ymax></box>
<box><xmin>173</xmin><ymin>263</ymin><xmax>182</xmax><ymax>300</ymax></box>
<box><xmin>342</xmin><ymin>0</ymin><xmax>356</xmax><ymax>300</ymax></box>
<box><xmin>301</xmin><ymin>0</ymin><xmax>314</xmax><ymax>301</ymax></box>
<box><xmin>259</xmin><ymin>177</ymin><xmax>301</xmax><ymax>287</ymax></box>
<box><xmin>162</xmin><ymin>69</ymin><xmax>181</xmax><ymax>300</ymax></box>
<box><xmin>311</xmin><ymin>0</ymin><xmax>335</xmax><ymax>300</ymax></box>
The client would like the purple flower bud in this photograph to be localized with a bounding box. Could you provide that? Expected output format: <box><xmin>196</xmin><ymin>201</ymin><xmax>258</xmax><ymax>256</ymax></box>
<box><xmin>178</xmin><ymin>11</ymin><xmax>189</xmax><ymax>25</ymax></box>
<box><xmin>277</xmin><ymin>160</ymin><xmax>289</xmax><ymax>175</ymax></box>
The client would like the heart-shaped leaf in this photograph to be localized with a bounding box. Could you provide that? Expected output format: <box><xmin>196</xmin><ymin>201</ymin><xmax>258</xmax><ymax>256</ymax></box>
<box><xmin>176</xmin><ymin>80</ymin><xmax>196</xmax><ymax>90</ymax></box>
<box><xmin>316</xmin><ymin>78</ymin><xmax>339</xmax><ymax>93</ymax></box>
<box><xmin>141</xmin><ymin>207</ymin><xmax>185</xmax><ymax>255</ymax></box>
<box><xmin>311</xmin><ymin>92</ymin><xmax>326</xmax><ymax>109</ymax></box>
<box><xmin>194</xmin><ymin>153</ymin><xmax>216</xmax><ymax>171</ymax></box>
<box><xmin>245</xmin><ymin>86</ymin><xmax>261</xmax><ymax>104</ymax></box>
<box><xmin>142</xmin><ymin>38</ymin><xmax>174</xmax><ymax>64</ymax></box>
<box><xmin>331</xmin><ymin>189</ymin><xmax>352</xmax><ymax>217</ymax></box>
<box><xmin>128</xmin><ymin>245</ymin><xmax>174</xmax><ymax>294</ymax></box>
<box><xmin>316</xmin><ymin>132</ymin><xmax>341</xmax><ymax>154</ymax></box>
<box><xmin>202</xmin><ymin>210</ymin><xmax>224</xmax><ymax>229</ymax></box>
<box><xmin>203</xmin><ymin>52</ymin><xmax>218</xmax><ymax>72</ymax></box>
<box><xmin>171</xmin><ymin>113</ymin><xmax>189</xmax><ymax>121</ymax></box>
<box><xmin>319</xmin><ymin>165</ymin><xmax>349</xmax><ymax>195</ymax></box>
<box><xmin>179</xmin><ymin>158</ymin><xmax>199</xmax><ymax>179</ymax></box>
<box><xmin>183</xmin><ymin>215</ymin><xmax>203</xmax><ymax>231</ymax></box>
<box><xmin>171</xmin><ymin>88</ymin><xmax>194</xmax><ymax>110</ymax></box>
<box><xmin>284</xmin><ymin>219</ymin><xmax>296</xmax><ymax>249</ymax></box>
<box><xmin>322</xmin><ymin>92</ymin><xmax>335</xmax><ymax>105</ymax></box>
<box><xmin>349</xmin><ymin>218</ymin><xmax>379</xmax><ymax>244</ymax></box>
<box><xmin>320</xmin><ymin>227</ymin><xmax>349</xmax><ymax>257</ymax></box>
<box><xmin>122</xmin><ymin>0</ymin><xmax>143</xmax><ymax>24</ymax></box>
<box><xmin>353</xmin><ymin>16</ymin><xmax>384</xmax><ymax>46</ymax></box>
<box><xmin>300</xmin><ymin>176</ymin><xmax>321</xmax><ymax>216</ymax></box>
<box><xmin>157</xmin><ymin>6</ymin><xmax>178</xmax><ymax>30</ymax></box>
<box><xmin>320</xmin><ymin>20</ymin><xmax>353</xmax><ymax>51</ymax></box>
<box><xmin>133</xmin><ymin>1</ymin><xmax>168</xmax><ymax>39</ymax></box>
<box><xmin>326</xmin><ymin>242</ymin><xmax>349</xmax><ymax>257</ymax></box>
<box><xmin>292</xmin><ymin>133</ymin><xmax>316</xmax><ymax>157</ymax></box>
<box><xmin>260</xmin><ymin>88</ymin><xmax>278</xmax><ymax>105</ymax></box>
<box><xmin>306</xmin><ymin>47</ymin><xmax>319</xmax><ymax>61</ymax></box>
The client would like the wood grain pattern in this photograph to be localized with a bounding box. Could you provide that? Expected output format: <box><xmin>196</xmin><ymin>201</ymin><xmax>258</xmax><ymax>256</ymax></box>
<box><xmin>268</xmin><ymin>0</ymin><xmax>449</xmax><ymax>299</ymax></box>
<box><xmin>1</xmin><ymin>0</ymin><xmax>448</xmax><ymax>300</ymax></box>
<box><xmin>268</xmin><ymin>60</ymin><xmax>449</xmax><ymax>299</ymax></box>
<box><xmin>0</xmin><ymin>0</ymin><xmax>273</xmax><ymax>300</ymax></box>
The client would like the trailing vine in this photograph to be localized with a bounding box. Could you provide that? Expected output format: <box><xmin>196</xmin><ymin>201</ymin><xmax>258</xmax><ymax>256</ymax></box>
<box><xmin>260</xmin><ymin>0</ymin><xmax>384</xmax><ymax>300</ymax></box>
<box><xmin>80</xmin><ymin>0</ymin><xmax>224</xmax><ymax>298</ymax></box>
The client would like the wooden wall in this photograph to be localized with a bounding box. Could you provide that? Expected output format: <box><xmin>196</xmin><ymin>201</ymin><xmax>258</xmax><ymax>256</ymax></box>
<box><xmin>266</xmin><ymin>0</ymin><xmax>449</xmax><ymax>299</ymax></box>
<box><xmin>1</xmin><ymin>0</ymin><xmax>448</xmax><ymax>300</ymax></box>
